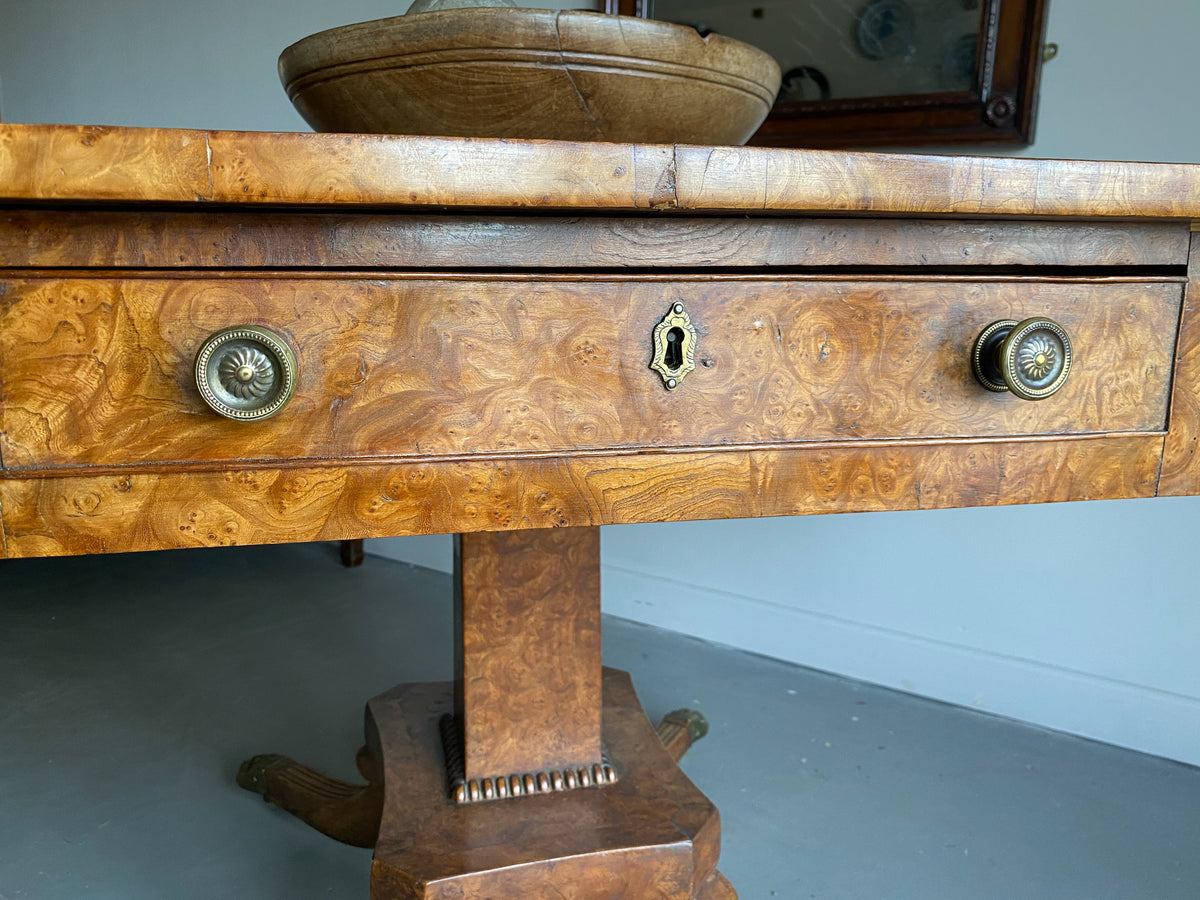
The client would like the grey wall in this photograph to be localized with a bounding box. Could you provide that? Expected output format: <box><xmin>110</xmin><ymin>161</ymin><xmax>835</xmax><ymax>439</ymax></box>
<box><xmin>4</xmin><ymin>0</ymin><xmax>1198</xmax><ymax>765</ymax></box>
<box><xmin>0</xmin><ymin>0</ymin><xmax>599</xmax><ymax>130</ymax></box>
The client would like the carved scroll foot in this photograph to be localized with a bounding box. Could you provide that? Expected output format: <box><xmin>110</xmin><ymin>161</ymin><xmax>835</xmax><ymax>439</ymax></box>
<box><xmin>655</xmin><ymin>708</ymin><xmax>710</xmax><ymax>763</ymax></box>
<box><xmin>236</xmin><ymin>748</ymin><xmax>383</xmax><ymax>848</ymax></box>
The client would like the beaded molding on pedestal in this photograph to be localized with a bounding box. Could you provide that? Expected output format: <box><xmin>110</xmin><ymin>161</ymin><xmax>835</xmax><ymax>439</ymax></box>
<box><xmin>439</xmin><ymin>715</ymin><xmax>618</xmax><ymax>805</ymax></box>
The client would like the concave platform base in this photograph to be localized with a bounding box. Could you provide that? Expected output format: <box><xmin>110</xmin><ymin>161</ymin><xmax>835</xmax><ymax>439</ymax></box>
<box><xmin>367</xmin><ymin>668</ymin><xmax>731</xmax><ymax>899</ymax></box>
<box><xmin>239</xmin><ymin>527</ymin><xmax>732</xmax><ymax>898</ymax></box>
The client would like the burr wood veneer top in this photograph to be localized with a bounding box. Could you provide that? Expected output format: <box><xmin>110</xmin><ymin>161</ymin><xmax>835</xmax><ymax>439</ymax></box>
<box><xmin>2</xmin><ymin>123</ymin><xmax>1199</xmax><ymax>222</ymax></box>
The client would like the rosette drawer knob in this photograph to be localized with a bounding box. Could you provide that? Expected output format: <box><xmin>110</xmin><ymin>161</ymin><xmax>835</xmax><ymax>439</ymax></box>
<box><xmin>194</xmin><ymin>325</ymin><xmax>298</xmax><ymax>420</ymax></box>
<box><xmin>971</xmin><ymin>317</ymin><xmax>1073</xmax><ymax>400</ymax></box>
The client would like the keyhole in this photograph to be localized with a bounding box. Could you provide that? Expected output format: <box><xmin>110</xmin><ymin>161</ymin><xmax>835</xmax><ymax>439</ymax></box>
<box><xmin>664</xmin><ymin>327</ymin><xmax>685</xmax><ymax>371</ymax></box>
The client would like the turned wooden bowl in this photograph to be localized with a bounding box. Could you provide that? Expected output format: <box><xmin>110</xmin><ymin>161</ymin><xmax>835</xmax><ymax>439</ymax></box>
<box><xmin>278</xmin><ymin>9</ymin><xmax>781</xmax><ymax>145</ymax></box>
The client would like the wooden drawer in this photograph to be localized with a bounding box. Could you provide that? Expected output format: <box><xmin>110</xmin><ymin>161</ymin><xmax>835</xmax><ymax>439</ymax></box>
<box><xmin>0</xmin><ymin>273</ymin><xmax>1182</xmax><ymax>470</ymax></box>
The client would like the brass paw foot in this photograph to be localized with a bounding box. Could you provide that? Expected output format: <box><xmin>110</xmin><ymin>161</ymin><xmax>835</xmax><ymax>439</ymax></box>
<box><xmin>237</xmin><ymin>748</ymin><xmax>382</xmax><ymax>848</ymax></box>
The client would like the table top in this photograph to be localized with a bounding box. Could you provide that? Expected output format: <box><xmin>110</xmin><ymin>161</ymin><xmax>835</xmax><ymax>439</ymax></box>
<box><xmin>2</xmin><ymin>123</ymin><xmax>1199</xmax><ymax>222</ymax></box>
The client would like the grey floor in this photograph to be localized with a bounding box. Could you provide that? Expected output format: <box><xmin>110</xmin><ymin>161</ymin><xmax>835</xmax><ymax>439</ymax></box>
<box><xmin>2</xmin><ymin>544</ymin><xmax>1198</xmax><ymax>899</ymax></box>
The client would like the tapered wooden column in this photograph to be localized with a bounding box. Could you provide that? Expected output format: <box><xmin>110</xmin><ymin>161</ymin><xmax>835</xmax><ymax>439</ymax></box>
<box><xmin>453</xmin><ymin>526</ymin><xmax>603</xmax><ymax>786</ymax></box>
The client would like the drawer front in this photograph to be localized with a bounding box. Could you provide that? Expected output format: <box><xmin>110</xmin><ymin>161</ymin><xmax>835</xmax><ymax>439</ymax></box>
<box><xmin>0</xmin><ymin>274</ymin><xmax>1182</xmax><ymax>469</ymax></box>
<box><xmin>0</xmin><ymin>436</ymin><xmax>1166</xmax><ymax>558</ymax></box>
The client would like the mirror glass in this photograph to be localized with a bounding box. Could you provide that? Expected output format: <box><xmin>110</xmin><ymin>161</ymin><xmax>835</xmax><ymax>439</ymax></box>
<box><xmin>652</xmin><ymin>0</ymin><xmax>986</xmax><ymax>102</ymax></box>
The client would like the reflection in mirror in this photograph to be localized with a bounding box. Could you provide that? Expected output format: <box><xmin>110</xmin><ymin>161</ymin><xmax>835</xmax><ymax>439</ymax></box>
<box><xmin>652</xmin><ymin>0</ymin><xmax>986</xmax><ymax>101</ymax></box>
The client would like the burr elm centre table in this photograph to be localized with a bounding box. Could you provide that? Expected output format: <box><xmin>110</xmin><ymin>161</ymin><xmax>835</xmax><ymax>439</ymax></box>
<box><xmin>2</xmin><ymin>124</ymin><xmax>1199</xmax><ymax>898</ymax></box>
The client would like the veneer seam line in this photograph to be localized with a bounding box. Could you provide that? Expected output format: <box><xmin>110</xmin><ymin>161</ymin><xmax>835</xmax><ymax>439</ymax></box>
<box><xmin>2</xmin><ymin>268</ymin><xmax>1186</xmax><ymax>284</ymax></box>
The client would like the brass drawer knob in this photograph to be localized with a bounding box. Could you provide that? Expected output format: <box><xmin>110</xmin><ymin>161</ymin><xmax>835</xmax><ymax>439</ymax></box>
<box><xmin>972</xmin><ymin>317</ymin><xmax>1073</xmax><ymax>400</ymax></box>
<box><xmin>194</xmin><ymin>325</ymin><xmax>298</xmax><ymax>420</ymax></box>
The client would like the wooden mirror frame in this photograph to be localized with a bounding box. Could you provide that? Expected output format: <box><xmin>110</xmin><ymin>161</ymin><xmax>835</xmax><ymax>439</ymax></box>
<box><xmin>604</xmin><ymin>0</ymin><xmax>1049</xmax><ymax>149</ymax></box>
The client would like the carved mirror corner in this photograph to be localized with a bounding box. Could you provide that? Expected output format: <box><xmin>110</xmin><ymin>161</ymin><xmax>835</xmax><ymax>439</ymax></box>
<box><xmin>604</xmin><ymin>0</ymin><xmax>1050</xmax><ymax>149</ymax></box>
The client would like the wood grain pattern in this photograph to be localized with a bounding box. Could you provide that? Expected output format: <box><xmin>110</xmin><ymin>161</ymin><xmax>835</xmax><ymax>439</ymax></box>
<box><xmin>208</xmin><ymin>135</ymin><xmax>1200</xmax><ymax>220</ymax></box>
<box><xmin>1158</xmin><ymin>232</ymin><xmax>1200</xmax><ymax>495</ymax></box>
<box><xmin>2</xmin><ymin>124</ymin><xmax>1200</xmax><ymax>223</ymax></box>
<box><xmin>0</xmin><ymin>436</ymin><xmax>1163</xmax><ymax>558</ymax></box>
<box><xmin>11</xmin><ymin>124</ymin><xmax>1198</xmax><ymax>897</ymax></box>
<box><xmin>1</xmin><ymin>210</ymin><xmax>1187</xmax><ymax>270</ymax></box>
<box><xmin>368</xmin><ymin>669</ymin><xmax>723</xmax><ymax>899</ymax></box>
<box><xmin>671</xmin><ymin>144</ymin><xmax>1200</xmax><ymax>221</ymax></box>
<box><xmin>0</xmin><ymin>124</ymin><xmax>211</xmax><ymax>202</ymax></box>
<box><xmin>278</xmin><ymin>8</ymin><xmax>778</xmax><ymax>145</ymax></box>
<box><xmin>208</xmin><ymin>129</ymin><xmax>671</xmax><ymax>209</ymax></box>
<box><xmin>0</xmin><ymin>275</ymin><xmax>1179</xmax><ymax>471</ymax></box>
<box><xmin>455</xmin><ymin>527</ymin><xmax>602</xmax><ymax>780</ymax></box>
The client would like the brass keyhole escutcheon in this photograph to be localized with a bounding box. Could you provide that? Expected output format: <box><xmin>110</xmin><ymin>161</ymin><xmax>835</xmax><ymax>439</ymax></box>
<box><xmin>650</xmin><ymin>302</ymin><xmax>697</xmax><ymax>390</ymax></box>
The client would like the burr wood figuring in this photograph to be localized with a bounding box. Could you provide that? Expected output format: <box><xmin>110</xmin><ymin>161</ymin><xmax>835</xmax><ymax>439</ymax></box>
<box><xmin>2</xmin><ymin>123</ymin><xmax>1199</xmax><ymax>898</ymax></box>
